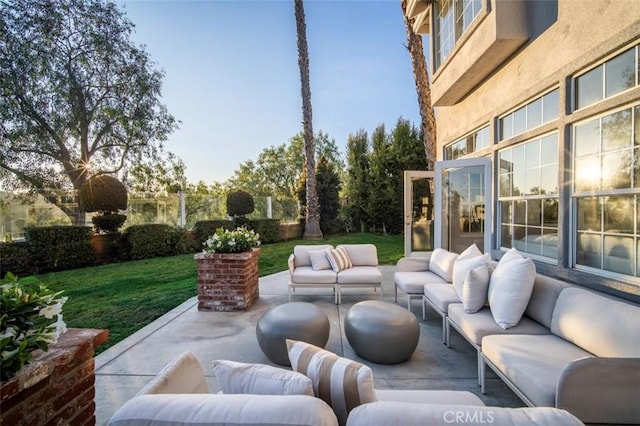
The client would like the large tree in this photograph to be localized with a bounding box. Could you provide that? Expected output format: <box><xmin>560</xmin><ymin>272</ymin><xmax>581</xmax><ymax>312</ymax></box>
<box><xmin>294</xmin><ymin>0</ymin><xmax>322</xmax><ymax>239</ymax></box>
<box><xmin>0</xmin><ymin>0</ymin><xmax>178</xmax><ymax>220</ymax></box>
<box><xmin>401</xmin><ymin>0</ymin><xmax>436</xmax><ymax>170</ymax></box>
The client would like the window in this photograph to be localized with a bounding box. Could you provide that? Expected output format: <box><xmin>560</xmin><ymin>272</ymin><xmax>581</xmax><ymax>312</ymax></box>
<box><xmin>499</xmin><ymin>134</ymin><xmax>559</xmax><ymax>259</ymax></box>
<box><xmin>444</xmin><ymin>126</ymin><xmax>490</xmax><ymax>160</ymax></box>
<box><xmin>499</xmin><ymin>89</ymin><xmax>559</xmax><ymax>140</ymax></box>
<box><xmin>434</xmin><ymin>0</ymin><xmax>482</xmax><ymax>70</ymax></box>
<box><xmin>574</xmin><ymin>45</ymin><xmax>639</xmax><ymax>110</ymax></box>
<box><xmin>573</xmin><ymin>105</ymin><xmax>640</xmax><ymax>277</ymax></box>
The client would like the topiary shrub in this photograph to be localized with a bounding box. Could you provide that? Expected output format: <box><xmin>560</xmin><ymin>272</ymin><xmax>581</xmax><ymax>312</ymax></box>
<box><xmin>227</xmin><ymin>190</ymin><xmax>254</xmax><ymax>218</ymax></box>
<box><xmin>79</xmin><ymin>175</ymin><xmax>128</xmax><ymax>233</ymax></box>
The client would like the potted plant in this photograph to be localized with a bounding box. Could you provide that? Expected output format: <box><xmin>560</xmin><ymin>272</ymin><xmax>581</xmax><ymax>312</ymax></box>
<box><xmin>194</xmin><ymin>227</ymin><xmax>261</xmax><ymax>312</ymax></box>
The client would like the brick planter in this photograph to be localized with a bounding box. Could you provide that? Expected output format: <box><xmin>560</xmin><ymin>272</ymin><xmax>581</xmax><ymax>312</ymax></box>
<box><xmin>194</xmin><ymin>249</ymin><xmax>260</xmax><ymax>312</ymax></box>
<box><xmin>0</xmin><ymin>328</ymin><xmax>109</xmax><ymax>426</ymax></box>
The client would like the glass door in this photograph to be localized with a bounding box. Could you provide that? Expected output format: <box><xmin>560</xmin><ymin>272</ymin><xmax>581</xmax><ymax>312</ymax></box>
<box><xmin>435</xmin><ymin>158</ymin><xmax>492</xmax><ymax>254</ymax></box>
<box><xmin>404</xmin><ymin>171</ymin><xmax>435</xmax><ymax>257</ymax></box>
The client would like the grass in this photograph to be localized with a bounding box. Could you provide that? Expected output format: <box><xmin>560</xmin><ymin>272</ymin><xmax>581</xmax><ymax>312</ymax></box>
<box><xmin>39</xmin><ymin>233</ymin><xmax>403</xmax><ymax>354</ymax></box>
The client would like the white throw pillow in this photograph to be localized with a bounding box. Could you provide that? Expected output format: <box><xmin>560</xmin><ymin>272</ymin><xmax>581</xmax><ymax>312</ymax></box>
<box><xmin>286</xmin><ymin>339</ymin><xmax>376</xmax><ymax>425</ymax></box>
<box><xmin>326</xmin><ymin>246</ymin><xmax>353</xmax><ymax>272</ymax></box>
<box><xmin>462</xmin><ymin>265</ymin><xmax>490</xmax><ymax>313</ymax></box>
<box><xmin>212</xmin><ymin>360</ymin><xmax>313</xmax><ymax>396</ymax></box>
<box><xmin>428</xmin><ymin>248</ymin><xmax>459</xmax><ymax>282</ymax></box>
<box><xmin>308</xmin><ymin>249</ymin><xmax>332</xmax><ymax>271</ymax></box>
<box><xmin>452</xmin><ymin>253</ymin><xmax>491</xmax><ymax>300</ymax></box>
<box><xmin>488</xmin><ymin>248</ymin><xmax>536</xmax><ymax>329</ymax></box>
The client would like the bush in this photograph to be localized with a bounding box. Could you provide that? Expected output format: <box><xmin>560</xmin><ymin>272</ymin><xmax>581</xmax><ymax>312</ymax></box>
<box><xmin>249</xmin><ymin>219</ymin><xmax>281</xmax><ymax>244</ymax></box>
<box><xmin>193</xmin><ymin>220</ymin><xmax>234</xmax><ymax>247</ymax></box>
<box><xmin>227</xmin><ymin>190</ymin><xmax>254</xmax><ymax>217</ymax></box>
<box><xmin>79</xmin><ymin>175</ymin><xmax>128</xmax><ymax>213</ymax></box>
<box><xmin>122</xmin><ymin>224</ymin><xmax>189</xmax><ymax>260</ymax></box>
<box><xmin>0</xmin><ymin>242</ymin><xmax>35</xmax><ymax>277</ymax></box>
<box><xmin>24</xmin><ymin>226</ymin><xmax>95</xmax><ymax>272</ymax></box>
<box><xmin>92</xmin><ymin>213</ymin><xmax>127</xmax><ymax>233</ymax></box>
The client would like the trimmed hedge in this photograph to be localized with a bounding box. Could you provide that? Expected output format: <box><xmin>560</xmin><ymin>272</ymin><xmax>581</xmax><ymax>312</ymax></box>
<box><xmin>24</xmin><ymin>226</ymin><xmax>95</xmax><ymax>272</ymax></box>
<box><xmin>250</xmin><ymin>219</ymin><xmax>281</xmax><ymax>244</ymax></box>
<box><xmin>122</xmin><ymin>224</ymin><xmax>189</xmax><ymax>260</ymax></box>
<box><xmin>0</xmin><ymin>241</ymin><xmax>35</xmax><ymax>277</ymax></box>
<box><xmin>193</xmin><ymin>220</ymin><xmax>234</xmax><ymax>246</ymax></box>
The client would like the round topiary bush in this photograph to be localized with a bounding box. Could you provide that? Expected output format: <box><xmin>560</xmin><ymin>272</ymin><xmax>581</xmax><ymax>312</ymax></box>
<box><xmin>226</xmin><ymin>190</ymin><xmax>254</xmax><ymax>218</ymax></box>
<box><xmin>92</xmin><ymin>214</ymin><xmax>127</xmax><ymax>233</ymax></box>
<box><xmin>79</xmin><ymin>175</ymin><xmax>128</xmax><ymax>214</ymax></box>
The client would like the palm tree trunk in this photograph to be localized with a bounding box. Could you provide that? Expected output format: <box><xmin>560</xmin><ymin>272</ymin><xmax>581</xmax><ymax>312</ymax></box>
<box><xmin>402</xmin><ymin>1</ymin><xmax>437</xmax><ymax>171</ymax></box>
<box><xmin>294</xmin><ymin>0</ymin><xmax>322</xmax><ymax>239</ymax></box>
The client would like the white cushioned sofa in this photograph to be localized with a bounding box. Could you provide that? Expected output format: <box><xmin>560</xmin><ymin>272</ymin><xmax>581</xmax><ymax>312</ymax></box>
<box><xmin>288</xmin><ymin>244</ymin><xmax>382</xmax><ymax>304</ymax></box>
<box><xmin>109</xmin><ymin>350</ymin><xmax>584</xmax><ymax>426</ymax></box>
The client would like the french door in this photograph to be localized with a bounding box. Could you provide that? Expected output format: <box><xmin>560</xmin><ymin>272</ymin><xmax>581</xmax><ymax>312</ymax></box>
<box><xmin>404</xmin><ymin>158</ymin><xmax>492</xmax><ymax>257</ymax></box>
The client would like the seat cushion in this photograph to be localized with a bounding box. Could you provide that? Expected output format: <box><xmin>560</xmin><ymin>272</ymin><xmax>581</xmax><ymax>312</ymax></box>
<box><xmin>395</xmin><ymin>271</ymin><xmax>448</xmax><ymax>295</ymax></box>
<box><xmin>337</xmin><ymin>266</ymin><xmax>382</xmax><ymax>284</ymax></box>
<box><xmin>292</xmin><ymin>266</ymin><xmax>337</xmax><ymax>284</ymax></box>
<box><xmin>482</xmin><ymin>334</ymin><xmax>593</xmax><ymax>407</ymax></box>
<box><xmin>448</xmin><ymin>305</ymin><xmax>549</xmax><ymax>346</ymax></box>
<box><xmin>338</xmin><ymin>244</ymin><xmax>378</xmax><ymax>266</ymax></box>
<box><xmin>286</xmin><ymin>339</ymin><xmax>376</xmax><ymax>426</ymax></box>
<box><xmin>423</xmin><ymin>283</ymin><xmax>460</xmax><ymax>314</ymax></box>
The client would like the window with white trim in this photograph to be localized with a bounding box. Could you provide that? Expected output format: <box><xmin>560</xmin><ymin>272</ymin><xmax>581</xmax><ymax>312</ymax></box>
<box><xmin>499</xmin><ymin>133</ymin><xmax>559</xmax><ymax>259</ymax></box>
<box><xmin>573</xmin><ymin>104</ymin><xmax>640</xmax><ymax>278</ymax></box>
<box><xmin>434</xmin><ymin>0</ymin><xmax>482</xmax><ymax>70</ymax></box>
<box><xmin>444</xmin><ymin>125</ymin><xmax>490</xmax><ymax>160</ymax></box>
<box><xmin>499</xmin><ymin>89</ymin><xmax>559</xmax><ymax>141</ymax></box>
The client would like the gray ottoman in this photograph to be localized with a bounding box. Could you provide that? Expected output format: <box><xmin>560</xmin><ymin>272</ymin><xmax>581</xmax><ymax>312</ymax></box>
<box><xmin>345</xmin><ymin>300</ymin><xmax>419</xmax><ymax>364</ymax></box>
<box><xmin>256</xmin><ymin>302</ymin><xmax>330</xmax><ymax>366</ymax></box>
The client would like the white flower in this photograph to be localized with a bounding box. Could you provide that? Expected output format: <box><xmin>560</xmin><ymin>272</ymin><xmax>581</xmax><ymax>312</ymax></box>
<box><xmin>53</xmin><ymin>314</ymin><xmax>67</xmax><ymax>340</ymax></box>
<box><xmin>39</xmin><ymin>302</ymin><xmax>63</xmax><ymax>319</ymax></box>
<box><xmin>1</xmin><ymin>326</ymin><xmax>17</xmax><ymax>339</ymax></box>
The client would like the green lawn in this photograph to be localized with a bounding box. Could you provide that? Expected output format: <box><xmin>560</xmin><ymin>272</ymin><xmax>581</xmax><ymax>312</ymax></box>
<box><xmin>39</xmin><ymin>233</ymin><xmax>403</xmax><ymax>354</ymax></box>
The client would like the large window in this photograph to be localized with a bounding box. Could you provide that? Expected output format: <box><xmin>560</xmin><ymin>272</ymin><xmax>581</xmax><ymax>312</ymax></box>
<box><xmin>444</xmin><ymin>125</ymin><xmax>490</xmax><ymax>160</ymax></box>
<box><xmin>573</xmin><ymin>105</ymin><xmax>640</xmax><ymax>277</ymax></box>
<box><xmin>499</xmin><ymin>134</ymin><xmax>559</xmax><ymax>259</ymax></box>
<box><xmin>499</xmin><ymin>89</ymin><xmax>559</xmax><ymax>141</ymax></box>
<box><xmin>434</xmin><ymin>0</ymin><xmax>482</xmax><ymax>70</ymax></box>
<box><xmin>574</xmin><ymin>44</ymin><xmax>639</xmax><ymax>110</ymax></box>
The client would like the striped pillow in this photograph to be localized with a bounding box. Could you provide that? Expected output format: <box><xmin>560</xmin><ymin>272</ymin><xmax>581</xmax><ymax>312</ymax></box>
<box><xmin>326</xmin><ymin>247</ymin><xmax>353</xmax><ymax>272</ymax></box>
<box><xmin>286</xmin><ymin>339</ymin><xmax>376</xmax><ymax>426</ymax></box>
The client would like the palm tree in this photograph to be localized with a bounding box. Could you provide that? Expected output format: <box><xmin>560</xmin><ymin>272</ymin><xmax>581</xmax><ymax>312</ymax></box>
<box><xmin>294</xmin><ymin>0</ymin><xmax>322</xmax><ymax>239</ymax></box>
<box><xmin>401</xmin><ymin>1</ymin><xmax>436</xmax><ymax>171</ymax></box>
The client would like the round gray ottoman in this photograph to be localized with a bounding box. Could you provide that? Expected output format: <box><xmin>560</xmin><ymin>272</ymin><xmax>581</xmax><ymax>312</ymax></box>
<box><xmin>256</xmin><ymin>302</ymin><xmax>330</xmax><ymax>366</ymax></box>
<box><xmin>345</xmin><ymin>300</ymin><xmax>419</xmax><ymax>364</ymax></box>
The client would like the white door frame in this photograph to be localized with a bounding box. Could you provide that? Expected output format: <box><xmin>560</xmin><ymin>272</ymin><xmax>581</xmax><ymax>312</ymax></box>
<box><xmin>403</xmin><ymin>170</ymin><xmax>434</xmax><ymax>257</ymax></box>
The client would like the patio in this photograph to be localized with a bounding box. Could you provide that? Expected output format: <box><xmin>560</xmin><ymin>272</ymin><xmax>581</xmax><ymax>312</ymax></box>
<box><xmin>93</xmin><ymin>266</ymin><xmax>523</xmax><ymax>425</ymax></box>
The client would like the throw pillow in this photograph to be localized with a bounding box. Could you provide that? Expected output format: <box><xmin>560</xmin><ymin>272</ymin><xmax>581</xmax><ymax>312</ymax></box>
<box><xmin>452</xmin><ymin>253</ymin><xmax>491</xmax><ymax>300</ymax></box>
<box><xmin>462</xmin><ymin>265</ymin><xmax>490</xmax><ymax>313</ymax></box>
<box><xmin>211</xmin><ymin>360</ymin><xmax>313</xmax><ymax>396</ymax></box>
<box><xmin>429</xmin><ymin>248</ymin><xmax>459</xmax><ymax>282</ymax></box>
<box><xmin>308</xmin><ymin>249</ymin><xmax>332</xmax><ymax>271</ymax></box>
<box><xmin>326</xmin><ymin>246</ymin><xmax>353</xmax><ymax>273</ymax></box>
<box><xmin>487</xmin><ymin>248</ymin><xmax>536</xmax><ymax>329</ymax></box>
<box><xmin>286</xmin><ymin>339</ymin><xmax>376</xmax><ymax>426</ymax></box>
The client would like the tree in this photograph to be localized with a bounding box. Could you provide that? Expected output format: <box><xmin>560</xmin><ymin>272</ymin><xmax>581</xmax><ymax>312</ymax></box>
<box><xmin>367</xmin><ymin>125</ymin><xmax>396</xmax><ymax>234</ymax></box>
<box><xmin>401</xmin><ymin>0</ymin><xmax>436</xmax><ymax>170</ymax></box>
<box><xmin>124</xmin><ymin>153</ymin><xmax>187</xmax><ymax>194</ymax></box>
<box><xmin>316</xmin><ymin>156</ymin><xmax>341</xmax><ymax>234</ymax></box>
<box><xmin>0</xmin><ymin>0</ymin><xmax>178</xmax><ymax>222</ymax></box>
<box><xmin>344</xmin><ymin>130</ymin><xmax>371</xmax><ymax>232</ymax></box>
<box><xmin>294</xmin><ymin>0</ymin><xmax>322</xmax><ymax>239</ymax></box>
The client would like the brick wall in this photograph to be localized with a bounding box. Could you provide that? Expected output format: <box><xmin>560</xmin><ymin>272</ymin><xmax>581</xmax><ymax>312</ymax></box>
<box><xmin>195</xmin><ymin>249</ymin><xmax>260</xmax><ymax>312</ymax></box>
<box><xmin>0</xmin><ymin>328</ymin><xmax>108</xmax><ymax>426</ymax></box>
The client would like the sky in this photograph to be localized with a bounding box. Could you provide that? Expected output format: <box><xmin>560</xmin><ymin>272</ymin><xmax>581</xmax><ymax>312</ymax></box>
<box><xmin>119</xmin><ymin>0</ymin><xmax>424</xmax><ymax>184</ymax></box>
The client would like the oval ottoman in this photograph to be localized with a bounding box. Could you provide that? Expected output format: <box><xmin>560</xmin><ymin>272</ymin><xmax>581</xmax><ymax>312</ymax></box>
<box><xmin>345</xmin><ymin>300</ymin><xmax>419</xmax><ymax>364</ymax></box>
<box><xmin>256</xmin><ymin>302</ymin><xmax>330</xmax><ymax>366</ymax></box>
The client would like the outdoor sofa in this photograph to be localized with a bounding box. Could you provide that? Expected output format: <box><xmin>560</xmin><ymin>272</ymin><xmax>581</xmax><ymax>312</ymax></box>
<box><xmin>108</xmin><ymin>350</ymin><xmax>584</xmax><ymax>426</ymax></box>
<box><xmin>287</xmin><ymin>244</ymin><xmax>382</xmax><ymax>304</ymax></box>
<box><xmin>394</xmin><ymin>245</ymin><xmax>640</xmax><ymax>424</ymax></box>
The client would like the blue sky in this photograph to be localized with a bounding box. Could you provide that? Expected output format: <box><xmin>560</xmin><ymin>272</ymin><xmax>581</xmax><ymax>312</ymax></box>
<box><xmin>120</xmin><ymin>0</ymin><xmax>425</xmax><ymax>184</ymax></box>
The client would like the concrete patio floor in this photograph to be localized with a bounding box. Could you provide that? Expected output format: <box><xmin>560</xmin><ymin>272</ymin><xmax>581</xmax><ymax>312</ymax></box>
<box><xmin>94</xmin><ymin>266</ymin><xmax>524</xmax><ymax>425</ymax></box>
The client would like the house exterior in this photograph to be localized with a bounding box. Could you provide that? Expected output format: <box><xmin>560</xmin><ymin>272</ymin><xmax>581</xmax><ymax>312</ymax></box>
<box><xmin>404</xmin><ymin>0</ymin><xmax>640</xmax><ymax>300</ymax></box>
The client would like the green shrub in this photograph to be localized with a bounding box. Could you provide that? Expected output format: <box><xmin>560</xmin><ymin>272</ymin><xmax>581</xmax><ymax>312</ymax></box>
<box><xmin>24</xmin><ymin>226</ymin><xmax>95</xmax><ymax>272</ymax></box>
<box><xmin>122</xmin><ymin>224</ymin><xmax>189</xmax><ymax>260</ymax></box>
<box><xmin>193</xmin><ymin>220</ymin><xmax>234</xmax><ymax>247</ymax></box>
<box><xmin>227</xmin><ymin>190</ymin><xmax>254</xmax><ymax>217</ymax></box>
<box><xmin>249</xmin><ymin>219</ymin><xmax>281</xmax><ymax>244</ymax></box>
<box><xmin>79</xmin><ymin>175</ymin><xmax>128</xmax><ymax>213</ymax></box>
<box><xmin>92</xmin><ymin>213</ymin><xmax>127</xmax><ymax>233</ymax></box>
<box><xmin>0</xmin><ymin>242</ymin><xmax>35</xmax><ymax>277</ymax></box>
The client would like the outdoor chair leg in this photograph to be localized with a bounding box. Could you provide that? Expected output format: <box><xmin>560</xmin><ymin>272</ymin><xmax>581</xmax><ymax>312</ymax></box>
<box><xmin>445</xmin><ymin>317</ymin><xmax>451</xmax><ymax>347</ymax></box>
<box><xmin>422</xmin><ymin>296</ymin><xmax>426</xmax><ymax>320</ymax></box>
<box><xmin>480</xmin><ymin>355</ymin><xmax>487</xmax><ymax>393</ymax></box>
<box><xmin>394</xmin><ymin>285</ymin><xmax>398</xmax><ymax>302</ymax></box>
<box><xmin>442</xmin><ymin>316</ymin><xmax>447</xmax><ymax>345</ymax></box>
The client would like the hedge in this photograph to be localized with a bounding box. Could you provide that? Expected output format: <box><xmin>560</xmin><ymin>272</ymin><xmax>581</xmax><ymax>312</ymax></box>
<box><xmin>0</xmin><ymin>241</ymin><xmax>35</xmax><ymax>277</ymax></box>
<box><xmin>193</xmin><ymin>220</ymin><xmax>234</xmax><ymax>246</ymax></box>
<box><xmin>122</xmin><ymin>224</ymin><xmax>190</xmax><ymax>260</ymax></box>
<box><xmin>249</xmin><ymin>219</ymin><xmax>281</xmax><ymax>244</ymax></box>
<box><xmin>24</xmin><ymin>226</ymin><xmax>95</xmax><ymax>272</ymax></box>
